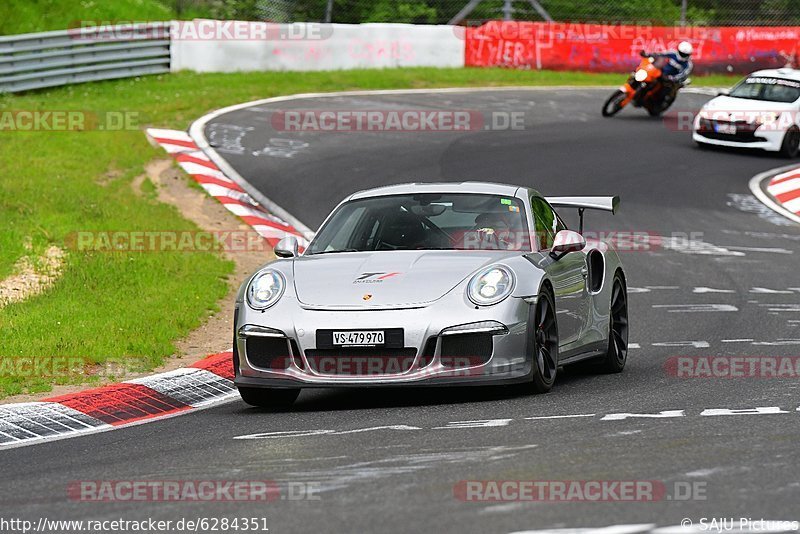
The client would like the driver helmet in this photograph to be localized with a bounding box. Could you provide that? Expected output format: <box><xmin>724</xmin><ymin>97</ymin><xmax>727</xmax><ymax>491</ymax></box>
<box><xmin>678</xmin><ymin>41</ymin><xmax>693</xmax><ymax>59</ymax></box>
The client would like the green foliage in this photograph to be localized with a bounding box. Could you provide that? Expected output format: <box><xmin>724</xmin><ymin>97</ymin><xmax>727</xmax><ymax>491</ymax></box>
<box><xmin>2</xmin><ymin>0</ymin><xmax>795</xmax><ymax>33</ymax></box>
<box><xmin>0</xmin><ymin>0</ymin><xmax>172</xmax><ymax>35</ymax></box>
<box><xmin>365</xmin><ymin>1</ymin><xmax>438</xmax><ymax>23</ymax></box>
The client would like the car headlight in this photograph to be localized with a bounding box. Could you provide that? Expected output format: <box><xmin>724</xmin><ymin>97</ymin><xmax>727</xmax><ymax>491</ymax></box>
<box><xmin>755</xmin><ymin>112</ymin><xmax>778</xmax><ymax>125</ymax></box>
<box><xmin>247</xmin><ymin>269</ymin><xmax>285</xmax><ymax>310</ymax></box>
<box><xmin>634</xmin><ymin>69</ymin><xmax>648</xmax><ymax>82</ymax></box>
<box><xmin>467</xmin><ymin>265</ymin><xmax>514</xmax><ymax>306</ymax></box>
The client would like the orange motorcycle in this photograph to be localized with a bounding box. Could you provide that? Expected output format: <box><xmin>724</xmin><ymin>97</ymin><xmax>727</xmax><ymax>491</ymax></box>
<box><xmin>602</xmin><ymin>54</ymin><xmax>688</xmax><ymax>117</ymax></box>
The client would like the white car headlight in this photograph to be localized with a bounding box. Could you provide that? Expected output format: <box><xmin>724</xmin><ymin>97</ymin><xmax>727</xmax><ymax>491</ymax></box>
<box><xmin>634</xmin><ymin>69</ymin><xmax>648</xmax><ymax>82</ymax></box>
<box><xmin>755</xmin><ymin>112</ymin><xmax>779</xmax><ymax>125</ymax></box>
<box><xmin>247</xmin><ymin>269</ymin><xmax>285</xmax><ymax>310</ymax></box>
<box><xmin>467</xmin><ymin>265</ymin><xmax>514</xmax><ymax>306</ymax></box>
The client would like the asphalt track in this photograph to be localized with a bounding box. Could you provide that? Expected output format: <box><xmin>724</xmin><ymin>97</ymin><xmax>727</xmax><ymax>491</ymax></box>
<box><xmin>4</xmin><ymin>88</ymin><xmax>800</xmax><ymax>533</ymax></box>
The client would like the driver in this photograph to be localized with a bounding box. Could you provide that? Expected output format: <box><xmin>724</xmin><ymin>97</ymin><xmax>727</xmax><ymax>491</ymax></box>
<box><xmin>641</xmin><ymin>41</ymin><xmax>693</xmax><ymax>85</ymax></box>
<box><xmin>472</xmin><ymin>212</ymin><xmax>513</xmax><ymax>249</ymax></box>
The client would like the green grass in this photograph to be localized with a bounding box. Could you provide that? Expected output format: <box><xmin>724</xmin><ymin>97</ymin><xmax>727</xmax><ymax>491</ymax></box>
<box><xmin>0</xmin><ymin>66</ymin><xmax>740</xmax><ymax>399</ymax></box>
<box><xmin>0</xmin><ymin>0</ymin><xmax>216</xmax><ymax>35</ymax></box>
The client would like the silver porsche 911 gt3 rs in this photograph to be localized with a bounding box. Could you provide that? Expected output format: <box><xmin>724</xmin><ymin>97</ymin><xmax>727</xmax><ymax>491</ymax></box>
<box><xmin>233</xmin><ymin>182</ymin><xmax>628</xmax><ymax>408</ymax></box>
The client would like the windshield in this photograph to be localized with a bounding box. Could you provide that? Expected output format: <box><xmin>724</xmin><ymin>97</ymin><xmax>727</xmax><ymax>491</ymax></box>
<box><xmin>728</xmin><ymin>77</ymin><xmax>800</xmax><ymax>103</ymax></box>
<box><xmin>306</xmin><ymin>193</ymin><xmax>531</xmax><ymax>254</ymax></box>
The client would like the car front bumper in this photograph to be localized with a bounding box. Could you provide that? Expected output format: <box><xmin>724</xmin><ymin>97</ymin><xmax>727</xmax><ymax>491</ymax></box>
<box><xmin>692</xmin><ymin>118</ymin><xmax>785</xmax><ymax>151</ymax></box>
<box><xmin>234</xmin><ymin>294</ymin><xmax>533</xmax><ymax>388</ymax></box>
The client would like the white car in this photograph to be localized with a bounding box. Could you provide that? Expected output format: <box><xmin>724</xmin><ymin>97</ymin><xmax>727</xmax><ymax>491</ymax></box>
<box><xmin>693</xmin><ymin>68</ymin><xmax>800</xmax><ymax>157</ymax></box>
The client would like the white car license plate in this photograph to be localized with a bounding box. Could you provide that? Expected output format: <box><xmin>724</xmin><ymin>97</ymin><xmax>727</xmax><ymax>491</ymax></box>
<box><xmin>715</xmin><ymin>122</ymin><xmax>736</xmax><ymax>134</ymax></box>
<box><xmin>333</xmin><ymin>330</ymin><xmax>385</xmax><ymax>346</ymax></box>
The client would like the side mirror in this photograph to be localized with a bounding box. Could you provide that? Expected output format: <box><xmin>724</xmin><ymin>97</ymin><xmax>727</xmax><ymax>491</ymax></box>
<box><xmin>274</xmin><ymin>236</ymin><xmax>299</xmax><ymax>258</ymax></box>
<box><xmin>717</xmin><ymin>89</ymin><xmax>730</xmax><ymax>96</ymax></box>
<box><xmin>551</xmin><ymin>230</ymin><xmax>586</xmax><ymax>257</ymax></box>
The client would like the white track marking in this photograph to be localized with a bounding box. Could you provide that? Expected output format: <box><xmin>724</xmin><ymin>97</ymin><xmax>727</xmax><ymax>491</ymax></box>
<box><xmin>700</xmin><ymin>407</ymin><xmax>789</xmax><ymax>416</ymax></box>
<box><xmin>760</xmin><ymin>304</ymin><xmax>800</xmax><ymax>312</ymax></box>
<box><xmin>726</xmin><ymin>193</ymin><xmax>797</xmax><ymax>226</ymax></box>
<box><xmin>232</xmin><ymin>405</ymin><xmax>800</xmax><ymax>440</ymax></box>
<box><xmin>333</xmin><ymin>425</ymin><xmax>422</xmax><ymax>435</ymax></box>
<box><xmin>601</xmin><ymin>410</ymin><xmax>685</xmax><ymax>421</ymax></box>
<box><xmin>751</xmin><ymin>287</ymin><xmax>796</xmax><ymax>294</ymax></box>
<box><xmin>653</xmin><ymin>304</ymin><xmax>738</xmax><ymax>312</ymax></box>
<box><xmin>510</xmin><ymin>526</ymin><xmax>655</xmax><ymax>534</ymax></box>
<box><xmin>656</xmin><ymin>236</ymin><xmax>744</xmax><ymax>256</ymax></box>
<box><xmin>433</xmin><ymin>419</ymin><xmax>514</xmax><ymax>429</ymax></box>
<box><xmin>725</xmin><ymin>246</ymin><xmax>793</xmax><ymax>254</ymax></box>
<box><xmin>692</xmin><ymin>287</ymin><xmax>735</xmax><ymax>293</ymax></box>
<box><xmin>652</xmin><ymin>341</ymin><xmax>710</xmax><ymax>348</ymax></box>
<box><xmin>524</xmin><ymin>414</ymin><xmax>596</xmax><ymax>420</ymax></box>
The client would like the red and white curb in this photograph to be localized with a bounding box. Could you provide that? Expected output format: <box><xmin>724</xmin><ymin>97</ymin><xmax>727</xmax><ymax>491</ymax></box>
<box><xmin>750</xmin><ymin>164</ymin><xmax>800</xmax><ymax>225</ymax></box>
<box><xmin>146</xmin><ymin>128</ymin><xmax>309</xmax><ymax>249</ymax></box>
<box><xmin>766</xmin><ymin>167</ymin><xmax>800</xmax><ymax>216</ymax></box>
<box><xmin>0</xmin><ymin>125</ymin><xmax>312</xmax><ymax>450</ymax></box>
<box><xmin>0</xmin><ymin>352</ymin><xmax>235</xmax><ymax>450</ymax></box>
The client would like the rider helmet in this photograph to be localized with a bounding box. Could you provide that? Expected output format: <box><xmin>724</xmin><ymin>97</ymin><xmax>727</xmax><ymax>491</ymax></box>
<box><xmin>678</xmin><ymin>41</ymin><xmax>693</xmax><ymax>59</ymax></box>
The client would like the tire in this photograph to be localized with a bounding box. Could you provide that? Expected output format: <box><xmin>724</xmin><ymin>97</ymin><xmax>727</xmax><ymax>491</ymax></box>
<box><xmin>598</xmin><ymin>273</ymin><xmax>629</xmax><ymax>373</ymax></box>
<box><xmin>601</xmin><ymin>90</ymin><xmax>627</xmax><ymax>117</ymax></box>
<box><xmin>695</xmin><ymin>140</ymin><xmax>709</xmax><ymax>150</ymax></box>
<box><xmin>779</xmin><ymin>127</ymin><xmax>800</xmax><ymax>158</ymax></box>
<box><xmin>238</xmin><ymin>387</ymin><xmax>300</xmax><ymax>410</ymax></box>
<box><xmin>647</xmin><ymin>107</ymin><xmax>662</xmax><ymax>117</ymax></box>
<box><xmin>530</xmin><ymin>288</ymin><xmax>559</xmax><ymax>393</ymax></box>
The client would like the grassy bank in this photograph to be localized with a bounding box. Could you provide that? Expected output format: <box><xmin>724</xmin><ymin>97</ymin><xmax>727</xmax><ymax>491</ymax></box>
<box><xmin>0</xmin><ymin>0</ymin><xmax>216</xmax><ymax>35</ymax></box>
<box><xmin>0</xmin><ymin>67</ymin><xmax>740</xmax><ymax>398</ymax></box>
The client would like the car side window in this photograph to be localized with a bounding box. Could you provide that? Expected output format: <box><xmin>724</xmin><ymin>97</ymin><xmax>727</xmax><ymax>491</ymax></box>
<box><xmin>530</xmin><ymin>197</ymin><xmax>559</xmax><ymax>250</ymax></box>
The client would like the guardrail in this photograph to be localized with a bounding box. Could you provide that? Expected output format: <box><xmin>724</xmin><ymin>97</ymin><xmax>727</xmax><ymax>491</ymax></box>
<box><xmin>0</xmin><ymin>22</ymin><xmax>171</xmax><ymax>93</ymax></box>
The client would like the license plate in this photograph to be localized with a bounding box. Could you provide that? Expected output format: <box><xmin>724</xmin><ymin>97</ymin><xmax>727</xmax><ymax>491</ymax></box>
<box><xmin>332</xmin><ymin>330</ymin><xmax>385</xmax><ymax>346</ymax></box>
<box><xmin>715</xmin><ymin>122</ymin><xmax>736</xmax><ymax>134</ymax></box>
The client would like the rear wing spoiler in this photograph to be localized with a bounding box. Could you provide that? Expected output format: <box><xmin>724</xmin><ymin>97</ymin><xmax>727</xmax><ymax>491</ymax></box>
<box><xmin>545</xmin><ymin>196</ymin><xmax>620</xmax><ymax>233</ymax></box>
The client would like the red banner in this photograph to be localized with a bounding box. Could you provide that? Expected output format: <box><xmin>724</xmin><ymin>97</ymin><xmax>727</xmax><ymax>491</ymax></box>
<box><xmin>465</xmin><ymin>21</ymin><xmax>800</xmax><ymax>74</ymax></box>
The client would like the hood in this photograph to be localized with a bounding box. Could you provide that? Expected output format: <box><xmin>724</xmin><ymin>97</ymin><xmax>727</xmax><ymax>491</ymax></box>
<box><xmin>702</xmin><ymin>95</ymin><xmax>797</xmax><ymax>115</ymax></box>
<box><xmin>292</xmin><ymin>250</ymin><xmax>515</xmax><ymax>309</ymax></box>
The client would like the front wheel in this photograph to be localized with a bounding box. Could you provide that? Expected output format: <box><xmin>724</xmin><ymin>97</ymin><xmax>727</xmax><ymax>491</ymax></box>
<box><xmin>598</xmin><ymin>274</ymin><xmax>629</xmax><ymax>373</ymax></box>
<box><xmin>780</xmin><ymin>127</ymin><xmax>800</xmax><ymax>158</ymax></box>
<box><xmin>530</xmin><ymin>289</ymin><xmax>559</xmax><ymax>393</ymax></box>
<box><xmin>602</xmin><ymin>90</ymin><xmax>627</xmax><ymax>117</ymax></box>
<box><xmin>238</xmin><ymin>387</ymin><xmax>300</xmax><ymax>410</ymax></box>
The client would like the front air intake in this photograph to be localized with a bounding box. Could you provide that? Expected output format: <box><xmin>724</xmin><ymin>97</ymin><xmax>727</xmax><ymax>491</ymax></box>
<box><xmin>245</xmin><ymin>337</ymin><xmax>292</xmax><ymax>370</ymax></box>
<box><xmin>440</xmin><ymin>333</ymin><xmax>493</xmax><ymax>367</ymax></box>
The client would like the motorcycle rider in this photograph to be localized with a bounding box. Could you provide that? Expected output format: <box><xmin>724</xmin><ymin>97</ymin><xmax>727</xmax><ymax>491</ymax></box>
<box><xmin>640</xmin><ymin>41</ymin><xmax>693</xmax><ymax>104</ymax></box>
